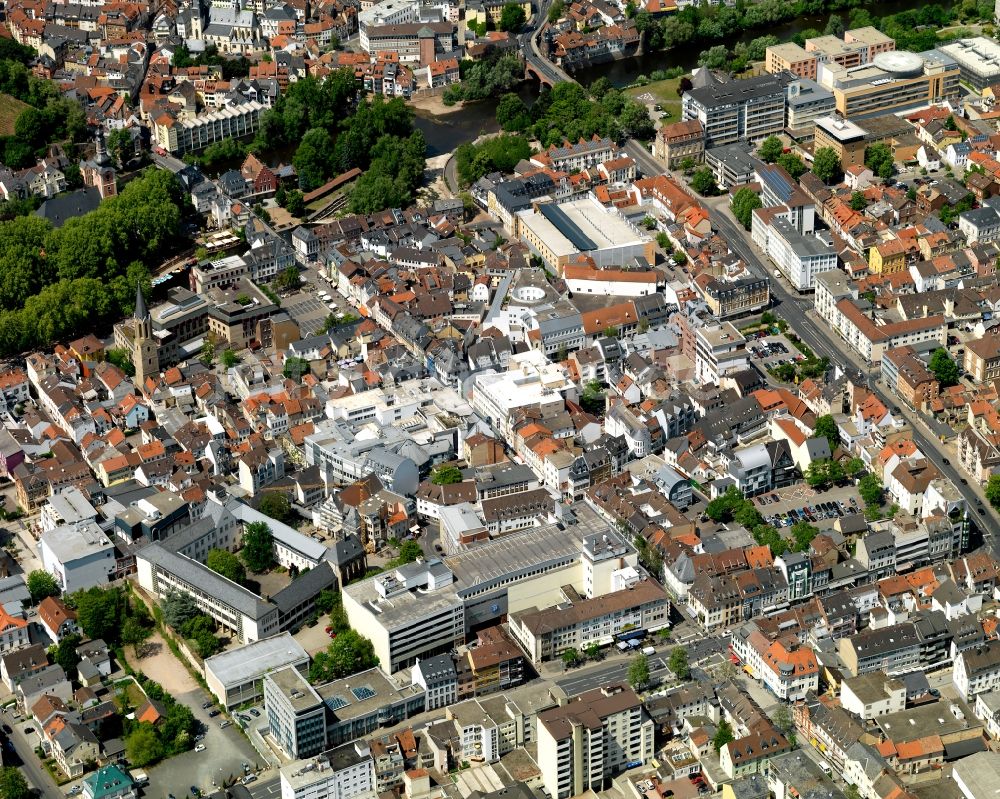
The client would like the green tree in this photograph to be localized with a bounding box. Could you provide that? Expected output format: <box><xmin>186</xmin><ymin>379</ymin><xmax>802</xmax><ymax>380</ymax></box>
<box><xmin>859</xmin><ymin>473</ymin><xmax>883</xmax><ymax>507</ymax></box>
<box><xmin>121</xmin><ymin>617</ymin><xmax>151</xmax><ymax>656</ymax></box>
<box><xmin>284</xmin><ymin>356</ymin><xmax>310</xmax><ymax>380</ymax></box>
<box><xmin>221</xmin><ymin>348</ymin><xmax>239</xmax><ymax>368</ymax></box>
<box><xmin>628</xmin><ymin>653</ymin><xmax>651</xmax><ymax>688</ymax></box>
<box><xmin>580</xmin><ymin>379</ymin><xmax>606</xmax><ymax>415</ymax></box>
<box><xmin>732</xmin><ymin>187</ymin><xmax>762</xmax><ymax>231</ymax></box>
<box><xmin>496</xmin><ymin>92</ymin><xmax>530</xmax><ymax>131</ymax></box>
<box><xmin>758</xmin><ymin>136</ymin><xmax>784</xmax><ymax>163</ymax></box>
<box><xmin>712</xmin><ymin>719</ymin><xmax>735</xmax><ymax>752</ymax></box>
<box><xmin>812</xmin><ymin>146</ymin><xmax>842</xmax><ymax>184</ymax></box>
<box><xmin>584</xmin><ymin>642</ymin><xmax>601</xmax><ymax>660</ymax></box>
<box><xmin>258</xmin><ymin>492</ymin><xmax>293</xmax><ymax>523</ymax></box>
<box><xmin>275</xmin><ymin>265</ymin><xmax>302</xmax><ymax>292</ymax></box>
<box><xmin>431</xmin><ymin>464</ymin><xmax>463</xmax><ymax>485</ymax></box>
<box><xmin>206</xmin><ymin>549</ymin><xmax>247</xmax><ymax>584</ymax></box>
<box><xmin>548</xmin><ymin>0</ymin><xmax>565</xmax><ymax>22</ymax></box>
<box><xmin>929</xmin><ymin>347</ymin><xmax>959</xmax><ymax>386</ymax></box>
<box><xmin>790</xmin><ymin>521</ymin><xmax>819</xmax><ymax>552</ymax></box>
<box><xmin>294</xmin><ymin>128</ymin><xmax>335</xmax><ymax>191</ymax></box>
<box><xmin>777</xmin><ymin>152</ymin><xmax>807</xmax><ymax>180</ymax></box>
<box><xmin>26</xmin><ymin>569</ymin><xmax>59</xmax><ymax>603</ymax></box>
<box><xmin>499</xmin><ymin>3</ymin><xmax>527</xmax><ymax>30</ymax></box>
<box><xmin>74</xmin><ymin>586</ymin><xmax>124</xmax><ymax>644</ymax></box>
<box><xmin>813</xmin><ymin>414</ymin><xmax>840</xmax><ymax>454</ymax></box>
<box><xmin>668</xmin><ymin>646</ymin><xmax>690</xmax><ymax>679</ymax></box>
<box><xmin>845</xmin><ymin>457</ymin><xmax>865</xmax><ymax>477</ymax></box>
<box><xmin>0</xmin><ymin>767</ymin><xmax>31</xmax><ymax>799</ymax></box>
<box><xmin>690</xmin><ymin>167</ymin><xmax>718</xmax><ymax>196</ymax></box>
<box><xmin>986</xmin><ymin>474</ymin><xmax>1000</xmax><ymax>509</ymax></box>
<box><xmin>773</xmin><ymin>704</ymin><xmax>794</xmax><ymax>736</ymax></box>
<box><xmin>106</xmin><ymin>128</ymin><xmax>132</xmax><ymax>167</ymax></box>
<box><xmin>52</xmin><ymin>633</ymin><xmax>82</xmax><ymax>676</ymax></box>
<box><xmin>561</xmin><ymin>647</ymin><xmax>580</xmax><ymax>667</ymax></box>
<box><xmin>163</xmin><ymin>591</ymin><xmax>200</xmax><ymax>631</ymax></box>
<box><xmin>865</xmin><ymin>142</ymin><xmax>894</xmax><ymax>179</ymax></box>
<box><xmin>285</xmin><ymin>190</ymin><xmax>305</xmax><ymax>217</ymax></box>
<box><xmin>309</xmin><ymin>629</ymin><xmax>378</xmax><ymax>682</ymax></box>
<box><xmin>125</xmin><ymin>723</ymin><xmax>164</xmax><ymax>767</ymax></box>
<box><xmin>242</xmin><ymin>521</ymin><xmax>275</xmax><ymax>572</ymax></box>
<box><xmin>849</xmin><ymin>191</ymin><xmax>868</xmax><ymax>211</ymax></box>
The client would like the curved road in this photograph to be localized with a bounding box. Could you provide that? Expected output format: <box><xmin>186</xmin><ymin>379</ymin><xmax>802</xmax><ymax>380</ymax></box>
<box><xmin>623</xmin><ymin>139</ymin><xmax>1000</xmax><ymax>553</ymax></box>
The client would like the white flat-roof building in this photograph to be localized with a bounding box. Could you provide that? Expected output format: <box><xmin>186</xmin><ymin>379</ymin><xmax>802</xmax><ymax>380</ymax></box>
<box><xmin>38</xmin><ymin>521</ymin><xmax>115</xmax><ymax>593</ymax></box>
<box><xmin>40</xmin><ymin>488</ymin><xmax>98</xmax><ymax>533</ymax></box>
<box><xmin>205</xmin><ymin>633</ymin><xmax>310</xmax><ymax>709</ymax></box>
<box><xmin>514</xmin><ymin>196</ymin><xmax>656</xmax><ymax>272</ymax></box>
<box><xmin>937</xmin><ymin>37</ymin><xmax>1000</xmax><ymax>91</ymax></box>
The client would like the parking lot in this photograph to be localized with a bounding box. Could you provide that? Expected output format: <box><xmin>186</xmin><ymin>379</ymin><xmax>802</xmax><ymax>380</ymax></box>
<box><xmin>753</xmin><ymin>483</ymin><xmax>864</xmax><ymax>530</ymax></box>
<box><xmin>744</xmin><ymin>333</ymin><xmax>803</xmax><ymax>372</ymax></box>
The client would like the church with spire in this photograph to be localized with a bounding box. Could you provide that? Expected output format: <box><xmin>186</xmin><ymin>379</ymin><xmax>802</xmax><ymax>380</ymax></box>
<box><xmin>132</xmin><ymin>284</ymin><xmax>159</xmax><ymax>388</ymax></box>
<box><xmin>80</xmin><ymin>128</ymin><xmax>118</xmax><ymax>199</ymax></box>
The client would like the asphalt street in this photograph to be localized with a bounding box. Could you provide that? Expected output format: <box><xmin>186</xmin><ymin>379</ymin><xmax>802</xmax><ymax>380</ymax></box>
<box><xmin>623</xmin><ymin>139</ymin><xmax>1000</xmax><ymax>549</ymax></box>
<box><xmin>2</xmin><ymin>707</ymin><xmax>61</xmax><ymax>798</ymax></box>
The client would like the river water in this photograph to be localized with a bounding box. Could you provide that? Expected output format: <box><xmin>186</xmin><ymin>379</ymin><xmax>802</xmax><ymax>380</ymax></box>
<box><xmin>415</xmin><ymin>0</ymin><xmax>922</xmax><ymax>154</ymax></box>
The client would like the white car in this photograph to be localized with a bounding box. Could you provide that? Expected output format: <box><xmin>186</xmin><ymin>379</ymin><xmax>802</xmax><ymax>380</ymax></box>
<box><xmin>195</xmin><ymin>743</ymin><xmax>206</xmax><ymax>752</ymax></box>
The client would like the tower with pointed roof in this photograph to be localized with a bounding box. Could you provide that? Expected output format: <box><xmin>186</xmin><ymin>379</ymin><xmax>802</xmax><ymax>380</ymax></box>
<box><xmin>132</xmin><ymin>284</ymin><xmax>158</xmax><ymax>388</ymax></box>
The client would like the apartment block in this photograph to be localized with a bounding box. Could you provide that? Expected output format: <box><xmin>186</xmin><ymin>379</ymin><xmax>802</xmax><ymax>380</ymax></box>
<box><xmin>537</xmin><ymin>684</ymin><xmax>654</xmax><ymax>799</ymax></box>
<box><xmin>682</xmin><ymin>73</ymin><xmax>793</xmax><ymax>147</ymax></box>
<box><xmin>766</xmin><ymin>43</ymin><xmax>818</xmax><ymax>80</ymax></box>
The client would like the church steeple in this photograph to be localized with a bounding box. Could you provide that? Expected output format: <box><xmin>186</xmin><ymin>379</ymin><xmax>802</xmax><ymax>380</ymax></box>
<box><xmin>135</xmin><ymin>282</ymin><xmax>149</xmax><ymax>322</ymax></box>
<box><xmin>133</xmin><ymin>284</ymin><xmax>158</xmax><ymax>386</ymax></box>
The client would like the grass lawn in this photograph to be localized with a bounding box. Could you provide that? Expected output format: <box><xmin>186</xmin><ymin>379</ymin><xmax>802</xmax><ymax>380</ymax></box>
<box><xmin>112</xmin><ymin>678</ymin><xmax>147</xmax><ymax>711</ymax></box>
<box><xmin>625</xmin><ymin>77</ymin><xmax>683</xmax><ymax>121</ymax></box>
<box><xmin>0</xmin><ymin>93</ymin><xmax>30</xmax><ymax>136</ymax></box>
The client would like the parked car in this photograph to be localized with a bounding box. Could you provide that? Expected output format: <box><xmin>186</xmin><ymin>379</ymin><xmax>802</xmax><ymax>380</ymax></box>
<box><xmin>201</xmin><ymin>701</ymin><xmax>213</xmax><ymax>709</ymax></box>
<box><xmin>208</xmin><ymin>710</ymin><xmax>220</xmax><ymax>718</ymax></box>
<box><xmin>249</xmin><ymin>708</ymin><xmax>260</xmax><ymax>717</ymax></box>
<box><xmin>195</xmin><ymin>744</ymin><xmax>206</xmax><ymax>753</ymax></box>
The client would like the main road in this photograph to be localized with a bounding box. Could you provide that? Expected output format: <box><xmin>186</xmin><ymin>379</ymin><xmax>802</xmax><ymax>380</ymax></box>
<box><xmin>3</xmin><ymin>706</ymin><xmax>62</xmax><ymax>798</ymax></box>
<box><xmin>623</xmin><ymin>139</ymin><xmax>1000</xmax><ymax>550</ymax></box>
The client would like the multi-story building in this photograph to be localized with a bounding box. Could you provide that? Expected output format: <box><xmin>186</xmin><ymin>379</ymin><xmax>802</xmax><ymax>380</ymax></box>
<box><xmin>756</xmin><ymin>213</ymin><xmax>837</xmax><ymax>292</ymax></box>
<box><xmin>732</xmin><ymin>626</ymin><xmax>819</xmax><ymax>700</ymax></box>
<box><xmin>766</xmin><ymin>43</ymin><xmax>818</xmax><ymax>79</ymax></box>
<box><xmin>881</xmin><ymin>346</ymin><xmax>939</xmax><ymax>409</ymax></box>
<box><xmin>964</xmin><ymin>333</ymin><xmax>1000</xmax><ymax>383</ymax></box>
<box><xmin>839</xmin><ymin>673</ymin><xmax>906</xmax><ymax>720</ymax></box>
<box><xmin>536</xmin><ymin>684</ymin><xmax>654</xmax><ymax>799</ymax></box>
<box><xmin>936</xmin><ymin>37</ymin><xmax>1000</xmax><ymax>91</ymax></box>
<box><xmin>264</xmin><ymin>668</ymin><xmax>329</xmax><ymax>760</ymax></box>
<box><xmin>509</xmin><ymin>576</ymin><xmax>670</xmax><ymax>662</ymax></box>
<box><xmin>204</xmin><ymin>634</ymin><xmax>309</xmax><ymax>710</ymax></box>
<box><xmin>701</xmin><ymin>276</ymin><xmax>770</xmax><ymax>319</ymax></box>
<box><xmin>694</xmin><ymin>322</ymin><xmax>748</xmax><ymax>385</ymax></box>
<box><xmin>653</xmin><ymin>119</ymin><xmax>705</xmax><ymax>168</ymax></box>
<box><xmin>279</xmin><ymin>742</ymin><xmax>376</xmax><ymax>799</ymax></box>
<box><xmin>818</xmin><ymin>50</ymin><xmax>960</xmax><ymax>119</ymax></box>
<box><xmin>953</xmin><ymin>641</ymin><xmax>1000</xmax><ymax>700</ymax></box>
<box><xmin>838</xmin><ymin>622</ymin><xmax>920</xmax><ymax>676</ymax></box>
<box><xmin>785</xmin><ymin>79</ymin><xmax>837</xmax><ymax>136</ymax></box>
<box><xmin>682</xmin><ymin>72</ymin><xmax>793</xmax><ymax>147</ymax></box>
<box><xmin>813</xmin><ymin>115</ymin><xmax>869</xmax><ymax>168</ymax></box>
<box><xmin>38</xmin><ymin>522</ymin><xmax>116</xmax><ymax>594</ymax></box>
<box><xmin>152</xmin><ymin>101</ymin><xmax>266</xmax><ymax>155</ymax></box>
<box><xmin>361</xmin><ymin>23</ymin><xmax>454</xmax><ymax>64</ymax></box>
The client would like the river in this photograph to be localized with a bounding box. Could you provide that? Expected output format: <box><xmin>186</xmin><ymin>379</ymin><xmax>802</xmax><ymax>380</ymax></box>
<box><xmin>415</xmin><ymin>0</ymin><xmax>922</xmax><ymax>154</ymax></box>
<box><xmin>573</xmin><ymin>0</ymin><xmax>922</xmax><ymax>84</ymax></box>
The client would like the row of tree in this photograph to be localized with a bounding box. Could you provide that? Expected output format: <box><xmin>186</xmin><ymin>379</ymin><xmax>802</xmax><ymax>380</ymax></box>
<box><xmin>0</xmin><ymin>168</ymin><xmax>186</xmax><ymax>355</ymax></box>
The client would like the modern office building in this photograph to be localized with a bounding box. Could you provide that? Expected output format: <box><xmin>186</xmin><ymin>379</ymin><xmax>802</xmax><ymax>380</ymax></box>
<box><xmin>936</xmin><ymin>37</ymin><xmax>1000</xmax><ymax>91</ymax></box>
<box><xmin>264</xmin><ymin>666</ymin><xmax>426</xmax><ymax>758</ymax></box>
<box><xmin>682</xmin><ymin>72</ymin><xmax>793</xmax><ymax>147</ymax></box>
<box><xmin>537</xmin><ymin>684</ymin><xmax>654</xmax><ymax>799</ymax></box>
<box><xmin>785</xmin><ymin>79</ymin><xmax>837</xmax><ymax>136</ymax></box>
<box><xmin>818</xmin><ymin>50</ymin><xmax>960</xmax><ymax>119</ymax></box>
